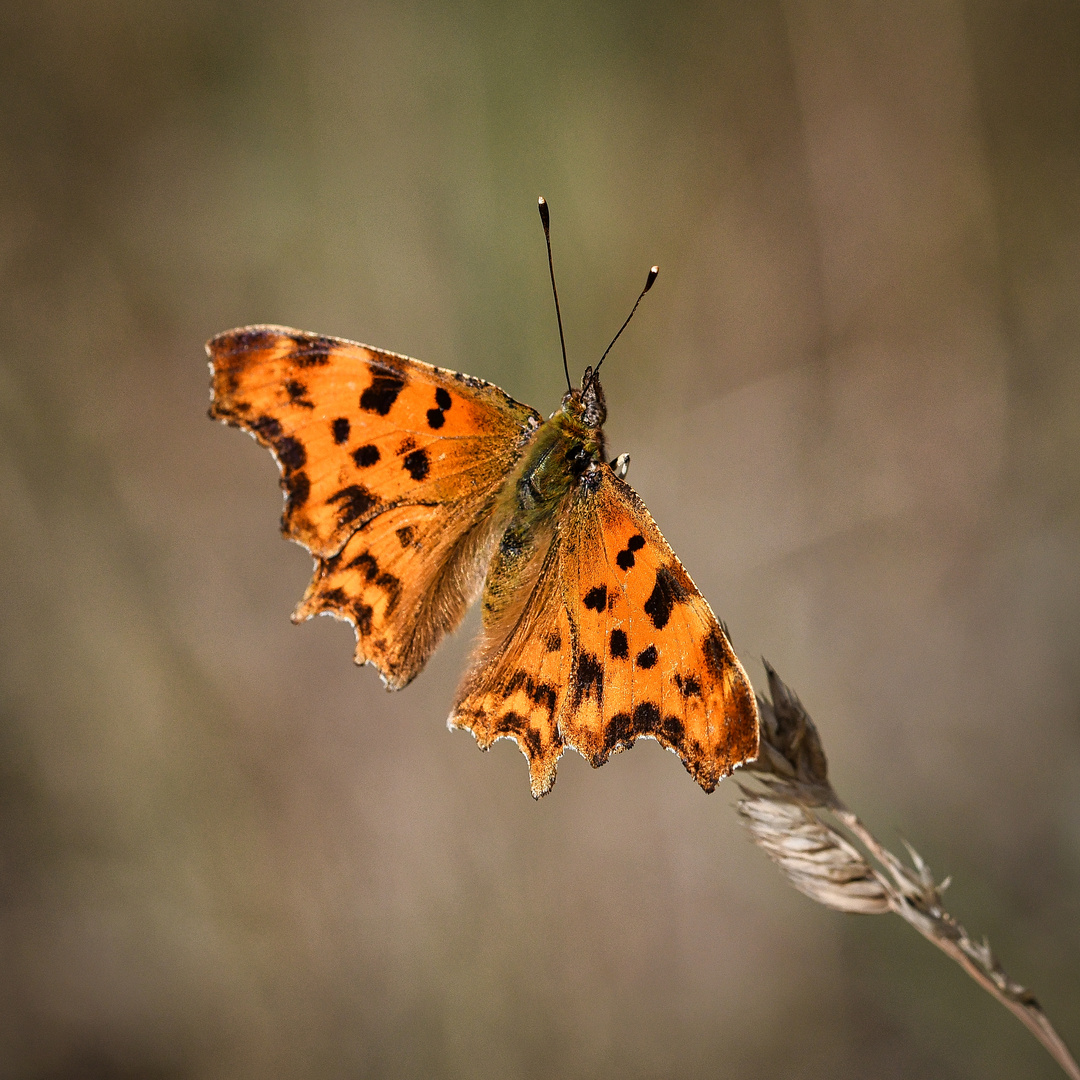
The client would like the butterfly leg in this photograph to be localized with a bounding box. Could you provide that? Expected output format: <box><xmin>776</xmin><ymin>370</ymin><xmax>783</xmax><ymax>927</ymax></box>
<box><xmin>610</xmin><ymin>453</ymin><xmax>630</xmax><ymax>480</ymax></box>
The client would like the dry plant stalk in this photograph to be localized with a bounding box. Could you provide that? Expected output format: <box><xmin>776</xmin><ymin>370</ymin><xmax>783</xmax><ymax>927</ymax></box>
<box><xmin>737</xmin><ymin>662</ymin><xmax>1080</xmax><ymax>1080</ymax></box>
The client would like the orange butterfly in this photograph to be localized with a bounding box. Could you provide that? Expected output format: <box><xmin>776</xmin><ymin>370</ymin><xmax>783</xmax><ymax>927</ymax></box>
<box><xmin>207</xmin><ymin>200</ymin><xmax>758</xmax><ymax>797</ymax></box>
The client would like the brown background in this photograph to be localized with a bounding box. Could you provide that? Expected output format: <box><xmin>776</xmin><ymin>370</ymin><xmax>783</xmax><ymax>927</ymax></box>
<box><xmin>1</xmin><ymin>1</ymin><xmax>1078</xmax><ymax>1077</ymax></box>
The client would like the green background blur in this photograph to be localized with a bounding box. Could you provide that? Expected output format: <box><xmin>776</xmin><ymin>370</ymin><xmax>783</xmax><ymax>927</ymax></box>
<box><xmin>2</xmin><ymin>2</ymin><xmax>1078</xmax><ymax>1077</ymax></box>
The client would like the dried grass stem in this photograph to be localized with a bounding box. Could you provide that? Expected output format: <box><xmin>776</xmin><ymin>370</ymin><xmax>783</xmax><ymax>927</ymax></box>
<box><xmin>737</xmin><ymin>663</ymin><xmax>1079</xmax><ymax>1080</ymax></box>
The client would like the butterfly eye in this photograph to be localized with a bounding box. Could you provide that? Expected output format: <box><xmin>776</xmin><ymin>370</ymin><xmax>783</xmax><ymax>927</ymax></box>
<box><xmin>567</xmin><ymin>443</ymin><xmax>596</xmax><ymax>478</ymax></box>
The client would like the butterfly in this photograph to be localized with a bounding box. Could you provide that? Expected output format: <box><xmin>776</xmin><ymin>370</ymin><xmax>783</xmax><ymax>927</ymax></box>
<box><xmin>207</xmin><ymin>200</ymin><xmax>759</xmax><ymax>797</ymax></box>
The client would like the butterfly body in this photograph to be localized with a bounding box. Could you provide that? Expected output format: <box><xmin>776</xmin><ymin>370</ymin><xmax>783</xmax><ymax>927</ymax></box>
<box><xmin>483</xmin><ymin>373</ymin><xmax>606</xmax><ymax>628</ymax></box>
<box><xmin>208</xmin><ymin>324</ymin><xmax>758</xmax><ymax>797</ymax></box>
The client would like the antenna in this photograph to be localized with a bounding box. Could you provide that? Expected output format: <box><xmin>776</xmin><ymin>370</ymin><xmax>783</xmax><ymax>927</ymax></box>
<box><xmin>538</xmin><ymin>196</ymin><xmax>572</xmax><ymax>392</ymax></box>
<box><xmin>592</xmin><ymin>265</ymin><xmax>658</xmax><ymax>381</ymax></box>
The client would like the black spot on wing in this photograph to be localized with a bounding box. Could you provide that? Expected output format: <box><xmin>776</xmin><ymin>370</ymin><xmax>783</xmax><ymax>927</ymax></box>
<box><xmin>643</xmin><ymin>565</ymin><xmax>690</xmax><ymax>630</ymax></box>
<box><xmin>353</xmin><ymin>602</ymin><xmax>374</xmax><ymax>635</ymax></box>
<box><xmin>604</xmin><ymin>712</ymin><xmax>635</xmax><ymax>753</ymax></box>
<box><xmin>347</xmin><ymin>551</ymin><xmax>402</xmax><ymax>615</ymax></box>
<box><xmin>635</xmin><ymin>644</ymin><xmax>658</xmax><ymax>669</ymax></box>
<box><xmin>504</xmin><ymin>671</ymin><xmax>558</xmax><ymax>720</ymax></box>
<box><xmin>583</xmin><ymin>585</ymin><xmax>607</xmax><ymax>612</ymax></box>
<box><xmin>532</xmin><ymin>682</ymin><xmax>557</xmax><ymax>718</ymax></box>
<box><xmin>349</xmin><ymin>551</ymin><xmax>379</xmax><ymax>579</ymax></box>
<box><xmin>360</xmin><ymin>370</ymin><xmax>406</xmax><ymax>415</ymax></box>
<box><xmin>495</xmin><ymin>709</ymin><xmax>543</xmax><ymax>758</ymax></box>
<box><xmin>330</xmin><ymin>484</ymin><xmax>377</xmax><ymax>525</ymax></box>
<box><xmin>289</xmin><ymin>334</ymin><xmax>333</xmax><ymax>366</ymax></box>
<box><xmin>250</xmin><ymin>415</ymin><xmax>283</xmax><ymax>441</ymax></box>
<box><xmin>571</xmin><ymin>652</ymin><xmax>604</xmax><ymax>709</ymax></box>
<box><xmin>616</xmin><ymin>534</ymin><xmax>646</xmax><ymax>570</ymax></box>
<box><xmin>660</xmin><ymin>715</ymin><xmax>685</xmax><ymax>744</ymax></box>
<box><xmin>285</xmin><ymin>379</ymin><xmax>314</xmax><ymax>408</ymax></box>
<box><xmin>545</xmin><ymin>631</ymin><xmax>562</xmax><ymax>653</ymax></box>
<box><xmin>331</xmin><ymin>417</ymin><xmax>350</xmax><ymax>444</ymax></box>
<box><xmin>395</xmin><ymin>525</ymin><xmax>415</xmax><ymax>547</ymax></box>
<box><xmin>498</xmin><ymin>710</ymin><xmax>526</xmax><ymax>735</ymax></box>
<box><xmin>609</xmin><ymin>628</ymin><xmax>629</xmax><ymax>659</ymax></box>
<box><xmin>403</xmin><ymin>448</ymin><xmax>430</xmax><ymax>481</ymax></box>
<box><xmin>673</xmin><ymin>672</ymin><xmax>702</xmax><ymax>698</ymax></box>
<box><xmin>285</xmin><ymin>471</ymin><xmax>309</xmax><ymax>509</ymax></box>
<box><xmin>632</xmin><ymin>701</ymin><xmax>660</xmax><ymax>734</ymax></box>
<box><xmin>258</xmin><ymin>426</ymin><xmax>310</xmax><ymax>516</ymax></box>
<box><xmin>521</xmin><ymin>724</ymin><xmax>542</xmax><ymax>758</ymax></box>
<box><xmin>222</xmin><ymin>327</ymin><xmax>276</xmax><ymax>354</ymax></box>
<box><xmin>702</xmin><ymin>628</ymin><xmax>730</xmax><ymax>681</ymax></box>
<box><xmin>275</xmin><ymin>436</ymin><xmax>306</xmax><ymax>472</ymax></box>
<box><xmin>352</xmin><ymin>444</ymin><xmax>380</xmax><ymax>468</ymax></box>
<box><xmin>426</xmin><ymin>387</ymin><xmax>452</xmax><ymax>429</ymax></box>
<box><xmin>218</xmin><ymin>369</ymin><xmax>241</xmax><ymax>399</ymax></box>
<box><xmin>318</xmin><ymin>587</ymin><xmax>348</xmax><ymax>608</ymax></box>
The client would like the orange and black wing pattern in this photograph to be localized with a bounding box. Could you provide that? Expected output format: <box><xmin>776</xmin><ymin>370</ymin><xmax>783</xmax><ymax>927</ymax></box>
<box><xmin>208</xmin><ymin>325</ymin><xmax>540</xmax><ymax>687</ymax></box>
<box><xmin>451</xmin><ymin>465</ymin><xmax>759</xmax><ymax>796</ymax></box>
<box><xmin>451</xmin><ymin>539</ymin><xmax>574</xmax><ymax>796</ymax></box>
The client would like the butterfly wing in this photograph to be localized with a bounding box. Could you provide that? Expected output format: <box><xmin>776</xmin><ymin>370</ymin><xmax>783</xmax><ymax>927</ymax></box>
<box><xmin>208</xmin><ymin>325</ymin><xmax>541</xmax><ymax>687</ymax></box>
<box><xmin>450</xmin><ymin>539</ymin><xmax>574</xmax><ymax>796</ymax></box>
<box><xmin>451</xmin><ymin>465</ymin><xmax>759</xmax><ymax>796</ymax></box>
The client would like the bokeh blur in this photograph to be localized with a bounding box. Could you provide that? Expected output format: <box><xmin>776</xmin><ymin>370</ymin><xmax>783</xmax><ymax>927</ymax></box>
<box><xmin>1</xmin><ymin>1</ymin><xmax>1078</xmax><ymax>1077</ymax></box>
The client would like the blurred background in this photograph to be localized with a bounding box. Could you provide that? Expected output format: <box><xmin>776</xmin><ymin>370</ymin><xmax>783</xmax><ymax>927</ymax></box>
<box><xmin>1</xmin><ymin>1</ymin><xmax>1078</xmax><ymax>1077</ymax></box>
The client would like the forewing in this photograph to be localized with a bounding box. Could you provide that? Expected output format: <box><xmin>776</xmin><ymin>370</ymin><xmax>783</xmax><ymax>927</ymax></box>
<box><xmin>208</xmin><ymin>325</ymin><xmax>540</xmax><ymax>687</ymax></box>
<box><xmin>558</xmin><ymin>468</ymin><xmax>759</xmax><ymax>790</ymax></box>
<box><xmin>451</xmin><ymin>465</ymin><xmax>759</xmax><ymax>796</ymax></box>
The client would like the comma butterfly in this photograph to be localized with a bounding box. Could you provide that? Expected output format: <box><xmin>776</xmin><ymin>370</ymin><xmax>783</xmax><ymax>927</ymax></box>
<box><xmin>207</xmin><ymin>199</ymin><xmax>758</xmax><ymax>796</ymax></box>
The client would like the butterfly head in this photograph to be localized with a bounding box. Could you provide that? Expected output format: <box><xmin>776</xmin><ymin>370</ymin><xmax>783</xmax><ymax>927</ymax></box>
<box><xmin>561</xmin><ymin>366</ymin><xmax>607</xmax><ymax>431</ymax></box>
